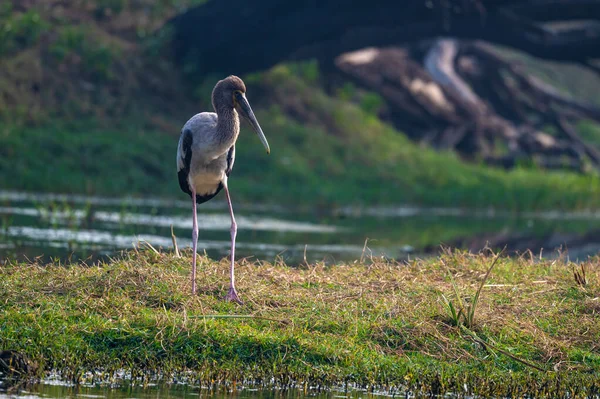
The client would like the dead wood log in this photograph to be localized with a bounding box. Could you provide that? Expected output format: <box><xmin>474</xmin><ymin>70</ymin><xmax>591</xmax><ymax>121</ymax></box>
<box><xmin>465</xmin><ymin>42</ymin><xmax>600</xmax><ymax>123</ymax></box>
<box><xmin>424</xmin><ymin>39</ymin><xmax>483</xmax><ymax>111</ymax></box>
<box><xmin>335</xmin><ymin>38</ymin><xmax>599</xmax><ymax>172</ymax></box>
<box><xmin>335</xmin><ymin>47</ymin><xmax>463</xmax><ymax>135</ymax></box>
<box><xmin>460</xmin><ymin>42</ymin><xmax>600</xmax><ymax>168</ymax></box>
<box><xmin>556</xmin><ymin>117</ymin><xmax>600</xmax><ymax>165</ymax></box>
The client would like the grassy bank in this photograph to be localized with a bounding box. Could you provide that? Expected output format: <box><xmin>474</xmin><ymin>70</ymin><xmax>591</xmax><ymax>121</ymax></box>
<box><xmin>1</xmin><ymin>249</ymin><xmax>599</xmax><ymax>397</ymax></box>
<box><xmin>3</xmin><ymin>3</ymin><xmax>600</xmax><ymax>211</ymax></box>
<box><xmin>3</xmin><ymin>66</ymin><xmax>600</xmax><ymax>210</ymax></box>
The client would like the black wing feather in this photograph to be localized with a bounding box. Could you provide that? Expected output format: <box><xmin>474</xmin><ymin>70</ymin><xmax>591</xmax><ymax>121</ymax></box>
<box><xmin>177</xmin><ymin>129</ymin><xmax>193</xmax><ymax>196</ymax></box>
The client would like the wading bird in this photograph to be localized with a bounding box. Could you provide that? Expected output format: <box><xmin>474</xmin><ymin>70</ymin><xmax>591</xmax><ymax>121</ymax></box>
<box><xmin>176</xmin><ymin>76</ymin><xmax>270</xmax><ymax>304</ymax></box>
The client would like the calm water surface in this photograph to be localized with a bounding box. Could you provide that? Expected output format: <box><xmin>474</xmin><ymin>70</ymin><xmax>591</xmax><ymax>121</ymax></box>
<box><xmin>1</xmin><ymin>190</ymin><xmax>599</xmax><ymax>264</ymax></box>
<box><xmin>1</xmin><ymin>380</ymin><xmax>396</xmax><ymax>399</ymax></box>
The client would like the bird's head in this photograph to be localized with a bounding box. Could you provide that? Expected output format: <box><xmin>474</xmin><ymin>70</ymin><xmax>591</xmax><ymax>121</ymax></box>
<box><xmin>213</xmin><ymin>75</ymin><xmax>270</xmax><ymax>154</ymax></box>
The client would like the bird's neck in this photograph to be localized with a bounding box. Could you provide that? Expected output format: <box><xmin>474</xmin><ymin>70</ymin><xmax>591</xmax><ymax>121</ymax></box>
<box><xmin>215</xmin><ymin>106</ymin><xmax>240</xmax><ymax>149</ymax></box>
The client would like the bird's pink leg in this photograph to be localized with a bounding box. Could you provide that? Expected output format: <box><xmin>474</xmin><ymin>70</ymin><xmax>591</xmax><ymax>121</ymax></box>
<box><xmin>223</xmin><ymin>182</ymin><xmax>242</xmax><ymax>304</ymax></box>
<box><xmin>191</xmin><ymin>188</ymin><xmax>198</xmax><ymax>295</ymax></box>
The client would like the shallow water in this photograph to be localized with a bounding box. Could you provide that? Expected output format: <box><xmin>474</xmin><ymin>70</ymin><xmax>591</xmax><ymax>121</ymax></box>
<box><xmin>0</xmin><ymin>379</ymin><xmax>396</xmax><ymax>399</ymax></box>
<box><xmin>1</xmin><ymin>190</ymin><xmax>599</xmax><ymax>264</ymax></box>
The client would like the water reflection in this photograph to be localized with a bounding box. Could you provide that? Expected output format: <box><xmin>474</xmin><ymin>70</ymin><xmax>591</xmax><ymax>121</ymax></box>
<box><xmin>1</xmin><ymin>190</ymin><xmax>599</xmax><ymax>264</ymax></box>
<box><xmin>0</xmin><ymin>207</ymin><xmax>342</xmax><ymax>233</ymax></box>
<box><xmin>3</xmin><ymin>226</ymin><xmax>367</xmax><ymax>258</ymax></box>
<box><xmin>339</xmin><ymin>204</ymin><xmax>600</xmax><ymax>221</ymax></box>
<box><xmin>0</xmin><ymin>191</ymin><xmax>384</xmax><ymax>264</ymax></box>
<box><xmin>1</xmin><ymin>372</ymin><xmax>402</xmax><ymax>399</ymax></box>
<box><xmin>0</xmin><ymin>382</ymin><xmax>398</xmax><ymax>399</ymax></box>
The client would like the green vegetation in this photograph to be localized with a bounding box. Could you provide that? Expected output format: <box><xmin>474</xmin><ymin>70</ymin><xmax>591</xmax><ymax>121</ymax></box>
<box><xmin>0</xmin><ymin>5</ymin><xmax>48</xmax><ymax>56</ymax></box>
<box><xmin>495</xmin><ymin>45</ymin><xmax>600</xmax><ymax>108</ymax></box>
<box><xmin>441</xmin><ymin>250</ymin><xmax>502</xmax><ymax>329</ymax></box>
<box><xmin>0</xmin><ymin>0</ymin><xmax>200</xmax><ymax>122</ymax></box>
<box><xmin>577</xmin><ymin>119</ymin><xmax>600</xmax><ymax>148</ymax></box>
<box><xmin>49</xmin><ymin>26</ymin><xmax>121</xmax><ymax>82</ymax></box>
<box><xmin>1</xmin><ymin>249</ymin><xmax>599</xmax><ymax>397</ymax></box>
<box><xmin>2</xmin><ymin>2</ymin><xmax>600</xmax><ymax>211</ymax></box>
<box><xmin>0</xmin><ymin>121</ymin><xmax>177</xmax><ymax>196</ymax></box>
<box><xmin>3</xmin><ymin>65</ymin><xmax>600</xmax><ymax>210</ymax></box>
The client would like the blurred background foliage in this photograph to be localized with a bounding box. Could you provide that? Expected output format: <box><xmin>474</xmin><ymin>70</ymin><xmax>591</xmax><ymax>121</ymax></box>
<box><xmin>1</xmin><ymin>0</ymin><xmax>600</xmax><ymax>211</ymax></box>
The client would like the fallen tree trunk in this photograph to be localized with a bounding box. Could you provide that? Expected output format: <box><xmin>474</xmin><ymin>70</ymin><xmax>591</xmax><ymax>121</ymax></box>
<box><xmin>335</xmin><ymin>39</ymin><xmax>600</xmax><ymax>171</ymax></box>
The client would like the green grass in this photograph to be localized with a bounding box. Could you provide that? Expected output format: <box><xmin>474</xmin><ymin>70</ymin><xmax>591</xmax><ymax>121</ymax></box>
<box><xmin>1</xmin><ymin>249</ymin><xmax>599</xmax><ymax>397</ymax></box>
<box><xmin>2</xmin><ymin>4</ymin><xmax>600</xmax><ymax>212</ymax></box>
<box><xmin>441</xmin><ymin>250</ymin><xmax>502</xmax><ymax>329</ymax></box>
<box><xmin>0</xmin><ymin>5</ymin><xmax>49</xmax><ymax>57</ymax></box>
<box><xmin>0</xmin><ymin>120</ymin><xmax>178</xmax><ymax>196</ymax></box>
<box><xmin>3</xmin><ymin>65</ymin><xmax>600</xmax><ymax>211</ymax></box>
<box><xmin>577</xmin><ymin>119</ymin><xmax>600</xmax><ymax>148</ymax></box>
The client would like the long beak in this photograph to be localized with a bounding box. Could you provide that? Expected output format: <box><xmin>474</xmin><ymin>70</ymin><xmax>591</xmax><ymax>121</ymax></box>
<box><xmin>235</xmin><ymin>92</ymin><xmax>270</xmax><ymax>154</ymax></box>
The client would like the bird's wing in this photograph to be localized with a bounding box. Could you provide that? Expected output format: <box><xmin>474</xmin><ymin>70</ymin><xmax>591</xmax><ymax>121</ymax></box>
<box><xmin>225</xmin><ymin>145</ymin><xmax>235</xmax><ymax>176</ymax></box>
<box><xmin>176</xmin><ymin>129</ymin><xmax>193</xmax><ymax>196</ymax></box>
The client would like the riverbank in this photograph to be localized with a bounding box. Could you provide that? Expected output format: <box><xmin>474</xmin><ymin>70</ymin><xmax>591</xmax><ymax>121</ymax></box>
<box><xmin>3</xmin><ymin>66</ymin><xmax>600</xmax><ymax>210</ymax></box>
<box><xmin>4</xmin><ymin>3</ymin><xmax>600</xmax><ymax>212</ymax></box>
<box><xmin>1</xmin><ymin>249</ymin><xmax>598</xmax><ymax>397</ymax></box>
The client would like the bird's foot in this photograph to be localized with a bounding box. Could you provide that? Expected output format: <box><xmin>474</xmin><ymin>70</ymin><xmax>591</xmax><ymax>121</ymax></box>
<box><xmin>224</xmin><ymin>287</ymin><xmax>244</xmax><ymax>305</ymax></box>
